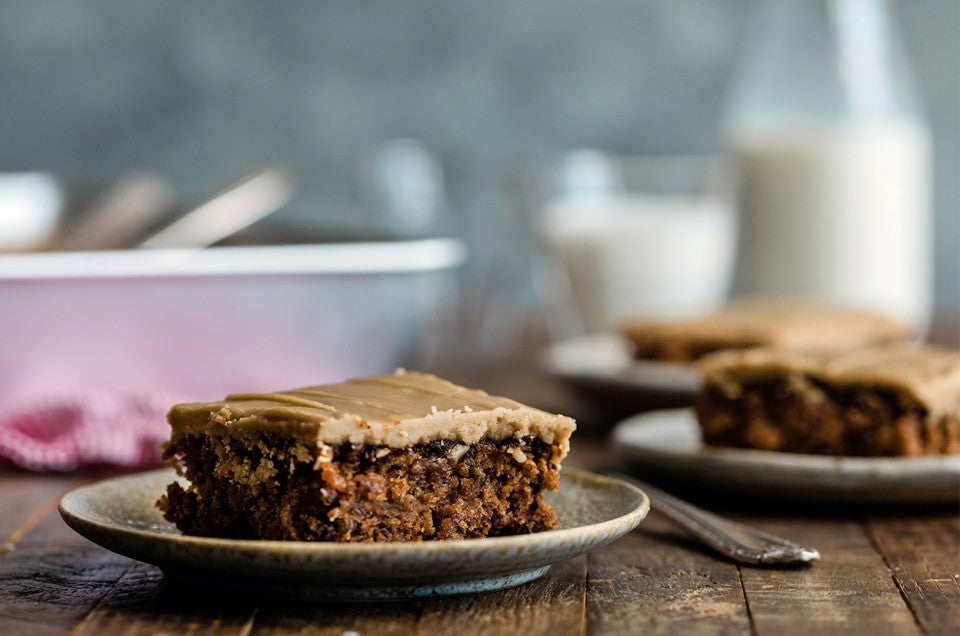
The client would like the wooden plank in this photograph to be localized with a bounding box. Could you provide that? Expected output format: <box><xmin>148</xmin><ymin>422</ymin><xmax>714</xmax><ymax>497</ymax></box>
<box><xmin>70</xmin><ymin>561</ymin><xmax>257</xmax><ymax>636</ymax></box>
<box><xmin>737</xmin><ymin>516</ymin><xmax>920</xmax><ymax>636</ymax></box>
<box><xmin>586</xmin><ymin>514</ymin><xmax>750</xmax><ymax>635</ymax></box>
<box><xmin>414</xmin><ymin>555</ymin><xmax>587</xmax><ymax>636</ymax></box>
<box><xmin>0</xmin><ymin>494</ymin><xmax>132</xmax><ymax>636</ymax></box>
<box><xmin>866</xmin><ymin>514</ymin><xmax>960</xmax><ymax>636</ymax></box>
<box><xmin>250</xmin><ymin>596</ymin><xmax>421</xmax><ymax>636</ymax></box>
<box><xmin>0</xmin><ymin>471</ymin><xmax>75</xmax><ymax>552</ymax></box>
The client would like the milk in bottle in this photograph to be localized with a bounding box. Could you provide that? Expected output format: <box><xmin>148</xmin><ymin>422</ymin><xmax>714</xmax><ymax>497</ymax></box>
<box><xmin>724</xmin><ymin>0</ymin><xmax>931</xmax><ymax>330</ymax></box>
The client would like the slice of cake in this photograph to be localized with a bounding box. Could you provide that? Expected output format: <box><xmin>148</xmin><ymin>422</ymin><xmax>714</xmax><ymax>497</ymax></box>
<box><xmin>622</xmin><ymin>298</ymin><xmax>912</xmax><ymax>363</ymax></box>
<box><xmin>695</xmin><ymin>344</ymin><xmax>960</xmax><ymax>456</ymax></box>
<box><xmin>158</xmin><ymin>370</ymin><xmax>576</xmax><ymax>542</ymax></box>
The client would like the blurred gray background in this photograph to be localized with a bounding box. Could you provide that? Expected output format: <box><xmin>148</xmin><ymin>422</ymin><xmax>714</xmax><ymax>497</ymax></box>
<box><xmin>0</xmin><ymin>0</ymin><xmax>956</xmax><ymax>308</ymax></box>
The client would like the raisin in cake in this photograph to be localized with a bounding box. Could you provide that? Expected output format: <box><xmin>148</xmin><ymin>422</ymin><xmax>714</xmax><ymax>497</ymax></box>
<box><xmin>158</xmin><ymin>370</ymin><xmax>576</xmax><ymax>541</ymax></box>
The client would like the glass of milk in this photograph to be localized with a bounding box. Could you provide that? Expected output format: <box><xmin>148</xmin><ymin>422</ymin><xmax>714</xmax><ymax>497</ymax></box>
<box><xmin>723</xmin><ymin>0</ymin><xmax>931</xmax><ymax>331</ymax></box>
<box><xmin>538</xmin><ymin>151</ymin><xmax>736</xmax><ymax>335</ymax></box>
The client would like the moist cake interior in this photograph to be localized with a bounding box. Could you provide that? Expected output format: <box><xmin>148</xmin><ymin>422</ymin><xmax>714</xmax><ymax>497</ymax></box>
<box><xmin>160</xmin><ymin>434</ymin><xmax>560</xmax><ymax>541</ymax></box>
<box><xmin>697</xmin><ymin>380</ymin><xmax>959</xmax><ymax>456</ymax></box>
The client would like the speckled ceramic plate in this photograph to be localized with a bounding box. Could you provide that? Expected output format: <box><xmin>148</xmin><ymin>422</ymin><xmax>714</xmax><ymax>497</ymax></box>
<box><xmin>59</xmin><ymin>468</ymin><xmax>648</xmax><ymax>601</ymax></box>
<box><xmin>613</xmin><ymin>409</ymin><xmax>960</xmax><ymax>504</ymax></box>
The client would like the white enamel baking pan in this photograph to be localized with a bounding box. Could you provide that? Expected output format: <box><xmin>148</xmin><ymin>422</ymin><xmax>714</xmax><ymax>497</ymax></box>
<box><xmin>0</xmin><ymin>239</ymin><xmax>465</xmax><ymax>406</ymax></box>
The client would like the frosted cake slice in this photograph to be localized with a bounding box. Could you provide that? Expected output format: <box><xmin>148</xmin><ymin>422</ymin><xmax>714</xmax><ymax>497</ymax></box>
<box><xmin>695</xmin><ymin>344</ymin><xmax>960</xmax><ymax>456</ymax></box>
<box><xmin>622</xmin><ymin>299</ymin><xmax>913</xmax><ymax>363</ymax></box>
<box><xmin>158</xmin><ymin>370</ymin><xmax>576</xmax><ymax>542</ymax></box>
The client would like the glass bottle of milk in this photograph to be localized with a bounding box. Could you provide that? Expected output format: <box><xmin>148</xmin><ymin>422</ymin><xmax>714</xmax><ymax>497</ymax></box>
<box><xmin>724</xmin><ymin>0</ymin><xmax>931</xmax><ymax>330</ymax></box>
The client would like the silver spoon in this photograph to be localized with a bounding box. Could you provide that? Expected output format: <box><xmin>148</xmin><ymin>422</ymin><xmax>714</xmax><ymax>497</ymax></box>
<box><xmin>611</xmin><ymin>473</ymin><xmax>820</xmax><ymax>566</ymax></box>
<box><xmin>58</xmin><ymin>171</ymin><xmax>176</xmax><ymax>251</ymax></box>
<box><xmin>138</xmin><ymin>164</ymin><xmax>296</xmax><ymax>249</ymax></box>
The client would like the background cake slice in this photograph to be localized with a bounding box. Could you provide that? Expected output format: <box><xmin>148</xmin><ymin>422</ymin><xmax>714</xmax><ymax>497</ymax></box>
<box><xmin>622</xmin><ymin>298</ymin><xmax>913</xmax><ymax>363</ymax></box>
<box><xmin>695</xmin><ymin>344</ymin><xmax>960</xmax><ymax>456</ymax></box>
<box><xmin>158</xmin><ymin>370</ymin><xmax>576</xmax><ymax>542</ymax></box>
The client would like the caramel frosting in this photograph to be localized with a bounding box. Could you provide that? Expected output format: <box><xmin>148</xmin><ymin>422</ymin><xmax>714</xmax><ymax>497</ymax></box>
<box><xmin>623</xmin><ymin>298</ymin><xmax>913</xmax><ymax>353</ymax></box>
<box><xmin>167</xmin><ymin>370</ymin><xmax>576</xmax><ymax>461</ymax></box>
<box><xmin>698</xmin><ymin>344</ymin><xmax>960</xmax><ymax>419</ymax></box>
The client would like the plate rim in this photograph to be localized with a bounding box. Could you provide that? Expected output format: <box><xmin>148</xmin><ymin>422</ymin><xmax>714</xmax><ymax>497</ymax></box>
<box><xmin>613</xmin><ymin>408</ymin><xmax>960</xmax><ymax>472</ymax></box>
<box><xmin>541</xmin><ymin>334</ymin><xmax>700</xmax><ymax>395</ymax></box>
<box><xmin>612</xmin><ymin>408</ymin><xmax>960</xmax><ymax>503</ymax></box>
<box><xmin>59</xmin><ymin>466</ymin><xmax>650</xmax><ymax>558</ymax></box>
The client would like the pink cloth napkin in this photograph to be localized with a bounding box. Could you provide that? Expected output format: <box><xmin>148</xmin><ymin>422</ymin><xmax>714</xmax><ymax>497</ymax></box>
<box><xmin>0</xmin><ymin>391</ymin><xmax>174</xmax><ymax>472</ymax></box>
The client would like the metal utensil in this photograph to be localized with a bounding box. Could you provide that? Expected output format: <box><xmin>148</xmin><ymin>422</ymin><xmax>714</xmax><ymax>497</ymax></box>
<box><xmin>58</xmin><ymin>171</ymin><xmax>176</xmax><ymax>251</ymax></box>
<box><xmin>138</xmin><ymin>164</ymin><xmax>296</xmax><ymax>249</ymax></box>
<box><xmin>610</xmin><ymin>472</ymin><xmax>820</xmax><ymax>566</ymax></box>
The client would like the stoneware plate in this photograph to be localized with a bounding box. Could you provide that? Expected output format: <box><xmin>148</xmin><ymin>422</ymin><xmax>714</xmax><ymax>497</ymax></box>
<box><xmin>542</xmin><ymin>334</ymin><xmax>700</xmax><ymax>417</ymax></box>
<box><xmin>613</xmin><ymin>409</ymin><xmax>960</xmax><ymax>504</ymax></box>
<box><xmin>59</xmin><ymin>468</ymin><xmax>649</xmax><ymax>601</ymax></box>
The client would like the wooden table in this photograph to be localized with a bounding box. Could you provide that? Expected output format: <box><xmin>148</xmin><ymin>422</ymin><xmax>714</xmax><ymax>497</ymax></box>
<box><xmin>1</xmin><ymin>358</ymin><xmax>958</xmax><ymax>635</ymax></box>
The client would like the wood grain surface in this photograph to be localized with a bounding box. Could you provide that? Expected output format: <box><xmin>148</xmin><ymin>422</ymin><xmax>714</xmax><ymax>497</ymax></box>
<box><xmin>867</xmin><ymin>514</ymin><xmax>960</xmax><ymax>636</ymax></box>
<box><xmin>1</xmin><ymin>346</ymin><xmax>958</xmax><ymax>634</ymax></box>
<box><xmin>2</xmin><ymin>455</ymin><xmax>955</xmax><ymax>635</ymax></box>
<box><xmin>737</xmin><ymin>517</ymin><xmax>921</xmax><ymax>636</ymax></box>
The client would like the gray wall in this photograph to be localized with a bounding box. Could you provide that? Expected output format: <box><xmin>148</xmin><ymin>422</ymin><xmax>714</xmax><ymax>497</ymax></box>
<box><xmin>0</xmin><ymin>1</ymin><xmax>956</xmax><ymax>306</ymax></box>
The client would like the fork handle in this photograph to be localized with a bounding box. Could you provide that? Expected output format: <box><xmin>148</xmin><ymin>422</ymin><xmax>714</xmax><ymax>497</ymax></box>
<box><xmin>610</xmin><ymin>473</ymin><xmax>820</xmax><ymax>566</ymax></box>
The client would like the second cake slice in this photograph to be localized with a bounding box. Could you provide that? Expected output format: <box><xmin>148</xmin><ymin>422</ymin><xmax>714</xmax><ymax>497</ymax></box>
<box><xmin>695</xmin><ymin>344</ymin><xmax>960</xmax><ymax>456</ymax></box>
